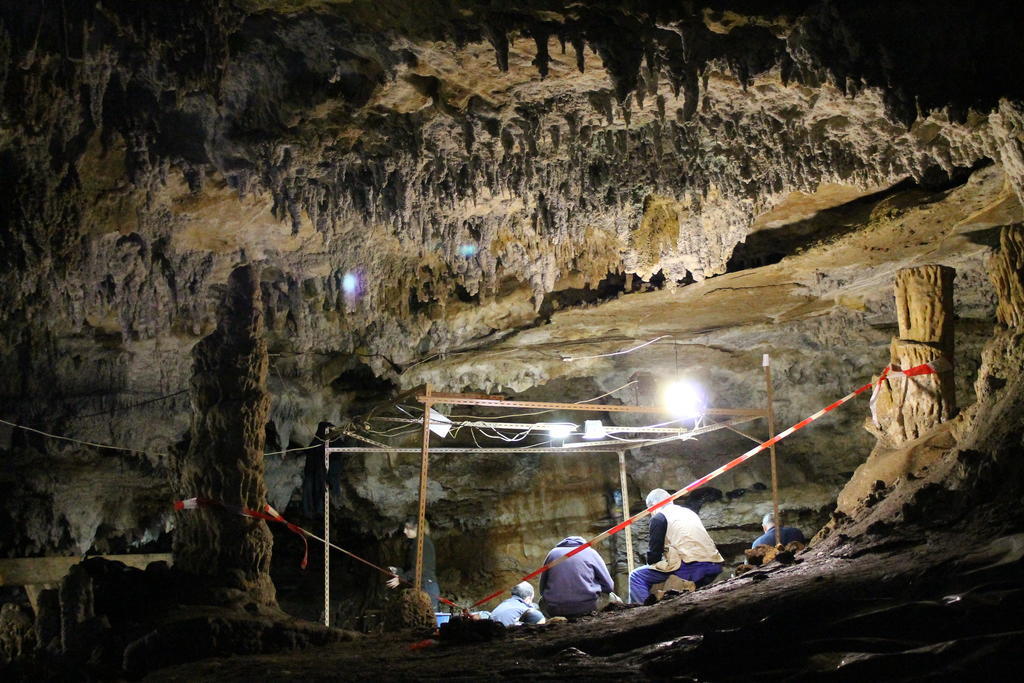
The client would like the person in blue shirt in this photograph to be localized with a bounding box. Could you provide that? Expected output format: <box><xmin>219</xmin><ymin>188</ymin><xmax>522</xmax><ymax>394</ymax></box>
<box><xmin>490</xmin><ymin>582</ymin><xmax>545</xmax><ymax>627</ymax></box>
<box><xmin>752</xmin><ymin>512</ymin><xmax>807</xmax><ymax>548</ymax></box>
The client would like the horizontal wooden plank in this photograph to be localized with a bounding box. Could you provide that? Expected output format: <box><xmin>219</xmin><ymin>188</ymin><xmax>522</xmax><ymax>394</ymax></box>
<box><xmin>0</xmin><ymin>553</ymin><xmax>173</xmax><ymax>586</ymax></box>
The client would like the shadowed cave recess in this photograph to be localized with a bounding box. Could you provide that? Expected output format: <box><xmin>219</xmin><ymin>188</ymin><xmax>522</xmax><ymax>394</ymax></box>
<box><xmin>2</xmin><ymin>1</ymin><xmax>1024</xmax><ymax>680</ymax></box>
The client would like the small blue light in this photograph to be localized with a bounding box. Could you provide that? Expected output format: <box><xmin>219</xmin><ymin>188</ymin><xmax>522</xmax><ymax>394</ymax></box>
<box><xmin>342</xmin><ymin>272</ymin><xmax>358</xmax><ymax>294</ymax></box>
<box><xmin>458</xmin><ymin>244</ymin><xmax>478</xmax><ymax>257</ymax></box>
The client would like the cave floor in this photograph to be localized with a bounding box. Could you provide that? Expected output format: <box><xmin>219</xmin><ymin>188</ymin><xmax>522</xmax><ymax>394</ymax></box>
<box><xmin>150</xmin><ymin>524</ymin><xmax>1024</xmax><ymax>681</ymax></box>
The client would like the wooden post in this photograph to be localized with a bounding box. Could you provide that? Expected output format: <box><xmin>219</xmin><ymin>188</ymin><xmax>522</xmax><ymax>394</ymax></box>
<box><xmin>763</xmin><ymin>354</ymin><xmax>781</xmax><ymax>546</ymax></box>
<box><xmin>415</xmin><ymin>384</ymin><xmax>432</xmax><ymax>592</ymax></box>
<box><xmin>618</xmin><ymin>451</ymin><xmax>634</xmax><ymax>577</ymax></box>
<box><xmin>323</xmin><ymin>439</ymin><xmax>330</xmax><ymax>627</ymax></box>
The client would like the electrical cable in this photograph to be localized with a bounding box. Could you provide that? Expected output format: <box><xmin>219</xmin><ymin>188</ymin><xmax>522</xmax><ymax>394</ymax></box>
<box><xmin>572</xmin><ymin>380</ymin><xmax>638</xmax><ymax>404</ymax></box>
<box><xmin>70</xmin><ymin>389</ymin><xmax>189</xmax><ymax>420</ymax></box>
<box><xmin>561</xmin><ymin>335</ymin><xmax>670</xmax><ymax>362</ymax></box>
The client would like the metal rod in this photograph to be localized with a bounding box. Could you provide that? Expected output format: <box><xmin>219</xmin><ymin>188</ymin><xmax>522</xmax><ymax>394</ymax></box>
<box><xmin>323</xmin><ymin>438</ymin><xmax>330</xmax><ymax>628</ymax></box>
<box><xmin>324</xmin><ymin>446</ymin><xmax>620</xmax><ymax>454</ymax></box>
<box><xmin>721</xmin><ymin>423</ymin><xmax>764</xmax><ymax>445</ymax></box>
<box><xmin>415</xmin><ymin>385</ymin><xmax>432</xmax><ymax>592</ymax></box>
<box><xmin>618</xmin><ymin>451</ymin><xmax>634</xmax><ymax>579</ymax></box>
<box><xmin>342</xmin><ymin>430</ymin><xmax>391</xmax><ymax>449</ymax></box>
<box><xmin>326</xmin><ymin>417</ymin><xmax>763</xmax><ymax>456</ymax></box>
<box><xmin>764</xmin><ymin>355</ymin><xmax>782</xmax><ymax>546</ymax></box>
<box><xmin>370</xmin><ymin>416</ymin><xmax>702</xmax><ymax>436</ymax></box>
<box><xmin>415</xmin><ymin>395</ymin><xmax>765</xmax><ymax>417</ymax></box>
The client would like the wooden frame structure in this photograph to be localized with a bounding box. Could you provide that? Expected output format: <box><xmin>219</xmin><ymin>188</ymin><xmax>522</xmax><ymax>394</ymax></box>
<box><xmin>318</xmin><ymin>357</ymin><xmax>782</xmax><ymax>625</ymax></box>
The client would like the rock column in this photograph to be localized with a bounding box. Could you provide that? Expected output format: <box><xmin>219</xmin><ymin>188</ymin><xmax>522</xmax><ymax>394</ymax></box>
<box><xmin>990</xmin><ymin>224</ymin><xmax>1024</xmax><ymax>328</ymax></box>
<box><xmin>872</xmin><ymin>264</ymin><xmax>956</xmax><ymax>445</ymax></box>
<box><xmin>836</xmin><ymin>265</ymin><xmax>958</xmax><ymax>514</ymax></box>
<box><xmin>172</xmin><ymin>265</ymin><xmax>276</xmax><ymax>607</ymax></box>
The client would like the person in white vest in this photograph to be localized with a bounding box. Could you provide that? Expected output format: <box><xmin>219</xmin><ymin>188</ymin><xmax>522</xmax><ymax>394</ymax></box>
<box><xmin>628</xmin><ymin>488</ymin><xmax>724</xmax><ymax>604</ymax></box>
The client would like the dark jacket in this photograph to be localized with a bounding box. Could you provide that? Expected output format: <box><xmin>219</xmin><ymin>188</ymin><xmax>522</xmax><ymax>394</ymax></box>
<box><xmin>752</xmin><ymin>526</ymin><xmax>806</xmax><ymax>548</ymax></box>
<box><xmin>301</xmin><ymin>421</ymin><xmax>342</xmax><ymax>517</ymax></box>
<box><xmin>399</xmin><ymin>535</ymin><xmax>438</xmax><ymax>585</ymax></box>
<box><xmin>539</xmin><ymin>536</ymin><xmax>614</xmax><ymax>616</ymax></box>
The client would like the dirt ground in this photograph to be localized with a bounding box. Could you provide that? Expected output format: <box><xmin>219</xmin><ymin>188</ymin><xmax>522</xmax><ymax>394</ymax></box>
<box><xmin>149</xmin><ymin>523</ymin><xmax>1024</xmax><ymax>681</ymax></box>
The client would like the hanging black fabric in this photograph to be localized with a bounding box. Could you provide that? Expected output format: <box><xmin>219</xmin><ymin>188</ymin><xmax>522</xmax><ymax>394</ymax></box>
<box><xmin>301</xmin><ymin>420</ymin><xmax>342</xmax><ymax>517</ymax></box>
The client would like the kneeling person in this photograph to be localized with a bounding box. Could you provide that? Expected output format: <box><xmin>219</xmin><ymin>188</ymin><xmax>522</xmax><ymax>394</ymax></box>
<box><xmin>629</xmin><ymin>489</ymin><xmax>723</xmax><ymax>604</ymax></box>
<box><xmin>752</xmin><ymin>512</ymin><xmax>806</xmax><ymax>548</ymax></box>
<box><xmin>490</xmin><ymin>582</ymin><xmax>545</xmax><ymax>627</ymax></box>
<box><xmin>540</xmin><ymin>536</ymin><xmax>615</xmax><ymax>617</ymax></box>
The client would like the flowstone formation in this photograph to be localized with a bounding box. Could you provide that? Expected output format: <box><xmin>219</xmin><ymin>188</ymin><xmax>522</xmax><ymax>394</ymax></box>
<box><xmin>171</xmin><ymin>264</ymin><xmax>275</xmax><ymax>607</ymax></box>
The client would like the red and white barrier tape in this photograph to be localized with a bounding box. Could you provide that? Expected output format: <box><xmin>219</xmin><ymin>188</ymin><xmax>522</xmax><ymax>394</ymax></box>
<box><xmin>173</xmin><ymin>497</ymin><xmax>311</xmax><ymax>569</ymax></box>
<box><xmin>470</xmin><ymin>357</ymin><xmax>947</xmax><ymax>608</ymax></box>
<box><xmin>869</xmin><ymin>356</ymin><xmax>950</xmax><ymax>426</ymax></box>
<box><xmin>172</xmin><ymin>496</ymin><xmax>461</xmax><ymax>610</ymax></box>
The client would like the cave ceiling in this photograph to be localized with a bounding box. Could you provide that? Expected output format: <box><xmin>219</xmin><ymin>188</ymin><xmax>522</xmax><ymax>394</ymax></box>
<box><xmin>2</xmin><ymin>1</ymin><xmax>1024</xmax><ymax>556</ymax></box>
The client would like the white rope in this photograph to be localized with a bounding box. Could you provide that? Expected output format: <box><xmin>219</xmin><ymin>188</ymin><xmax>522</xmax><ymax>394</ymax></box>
<box><xmin>573</xmin><ymin>380</ymin><xmax>638</xmax><ymax>404</ymax></box>
<box><xmin>561</xmin><ymin>335</ymin><xmax>670</xmax><ymax>362</ymax></box>
<box><xmin>1</xmin><ymin>416</ymin><xmax>318</xmax><ymax>459</ymax></box>
<box><xmin>0</xmin><ymin>417</ymin><xmax>168</xmax><ymax>457</ymax></box>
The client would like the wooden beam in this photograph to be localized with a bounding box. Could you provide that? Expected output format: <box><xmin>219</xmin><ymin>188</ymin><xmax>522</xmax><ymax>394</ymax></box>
<box><xmin>0</xmin><ymin>553</ymin><xmax>172</xmax><ymax>586</ymax></box>
<box><xmin>618</xmin><ymin>451</ymin><xmax>634</xmax><ymax>579</ymax></box>
<box><xmin>764</xmin><ymin>355</ymin><xmax>782</xmax><ymax>546</ymax></box>
<box><xmin>324</xmin><ymin>439</ymin><xmax>331</xmax><ymax>627</ymax></box>
<box><xmin>419</xmin><ymin>391</ymin><xmax>505</xmax><ymax>401</ymax></box>
<box><xmin>415</xmin><ymin>384</ymin><xmax>432</xmax><ymax>592</ymax></box>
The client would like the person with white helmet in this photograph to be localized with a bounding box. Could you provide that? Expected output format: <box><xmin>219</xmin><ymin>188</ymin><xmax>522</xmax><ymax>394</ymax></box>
<box><xmin>628</xmin><ymin>488</ymin><xmax>723</xmax><ymax>604</ymax></box>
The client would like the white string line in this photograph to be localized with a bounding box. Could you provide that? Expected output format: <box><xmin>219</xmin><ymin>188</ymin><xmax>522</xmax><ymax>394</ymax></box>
<box><xmin>1</xmin><ymin>416</ymin><xmax>326</xmax><ymax>459</ymax></box>
<box><xmin>0</xmin><ymin>417</ymin><xmax>169</xmax><ymax>456</ymax></box>
<box><xmin>561</xmin><ymin>335</ymin><xmax>670</xmax><ymax>362</ymax></box>
<box><xmin>572</xmin><ymin>380</ymin><xmax>638</xmax><ymax>404</ymax></box>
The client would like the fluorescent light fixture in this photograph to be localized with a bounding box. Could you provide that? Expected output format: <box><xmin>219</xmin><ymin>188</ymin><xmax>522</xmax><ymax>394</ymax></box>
<box><xmin>427</xmin><ymin>408</ymin><xmax>452</xmax><ymax>438</ymax></box>
<box><xmin>544</xmin><ymin>423</ymin><xmax>575</xmax><ymax>439</ymax></box>
<box><xmin>583</xmin><ymin>420</ymin><xmax>605</xmax><ymax>440</ymax></box>
<box><xmin>662</xmin><ymin>379</ymin><xmax>705</xmax><ymax>418</ymax></box>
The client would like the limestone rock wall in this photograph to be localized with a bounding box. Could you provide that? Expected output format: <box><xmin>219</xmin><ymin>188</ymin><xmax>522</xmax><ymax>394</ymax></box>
<box><xmin>0</xmin><ymin>2</ymin><xmax>1022</xmax><ymax>610</ymax></box>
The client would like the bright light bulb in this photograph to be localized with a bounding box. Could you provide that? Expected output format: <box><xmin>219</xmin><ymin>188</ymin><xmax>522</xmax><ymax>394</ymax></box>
<box><xmin>546</xmin><ymin>423</ymin><xmax>574</xmax><ymax>439</ymax></box>
<box><xmin>662</xmin><ymin>379</ymin><xmax>705</xmax><ymax>418</ymax></box>
<box><xmin>342</xmin><ymin>272</ymin><xmax>359</xmax><ymax>295</ymax></box>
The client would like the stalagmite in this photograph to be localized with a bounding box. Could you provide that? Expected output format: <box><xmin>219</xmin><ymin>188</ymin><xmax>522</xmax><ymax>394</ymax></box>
<box><xmin>990</xmin><ymin>224</ymin><xmax>1024</xmax><ymax>328</ymax></box>
<box><xmin>836</xmin><ymin>265</ymin><xmax>957</xmax><ymax>513</ymax></box>
<box><xmin>874</xmin><ymin>264</ymin><xmax>957</xmax><ymax>445</ymax></box>
<box><xmin>171</xmin><ymin>265</ymin><xmax>276</xmax><ymax>607</ymax></box>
